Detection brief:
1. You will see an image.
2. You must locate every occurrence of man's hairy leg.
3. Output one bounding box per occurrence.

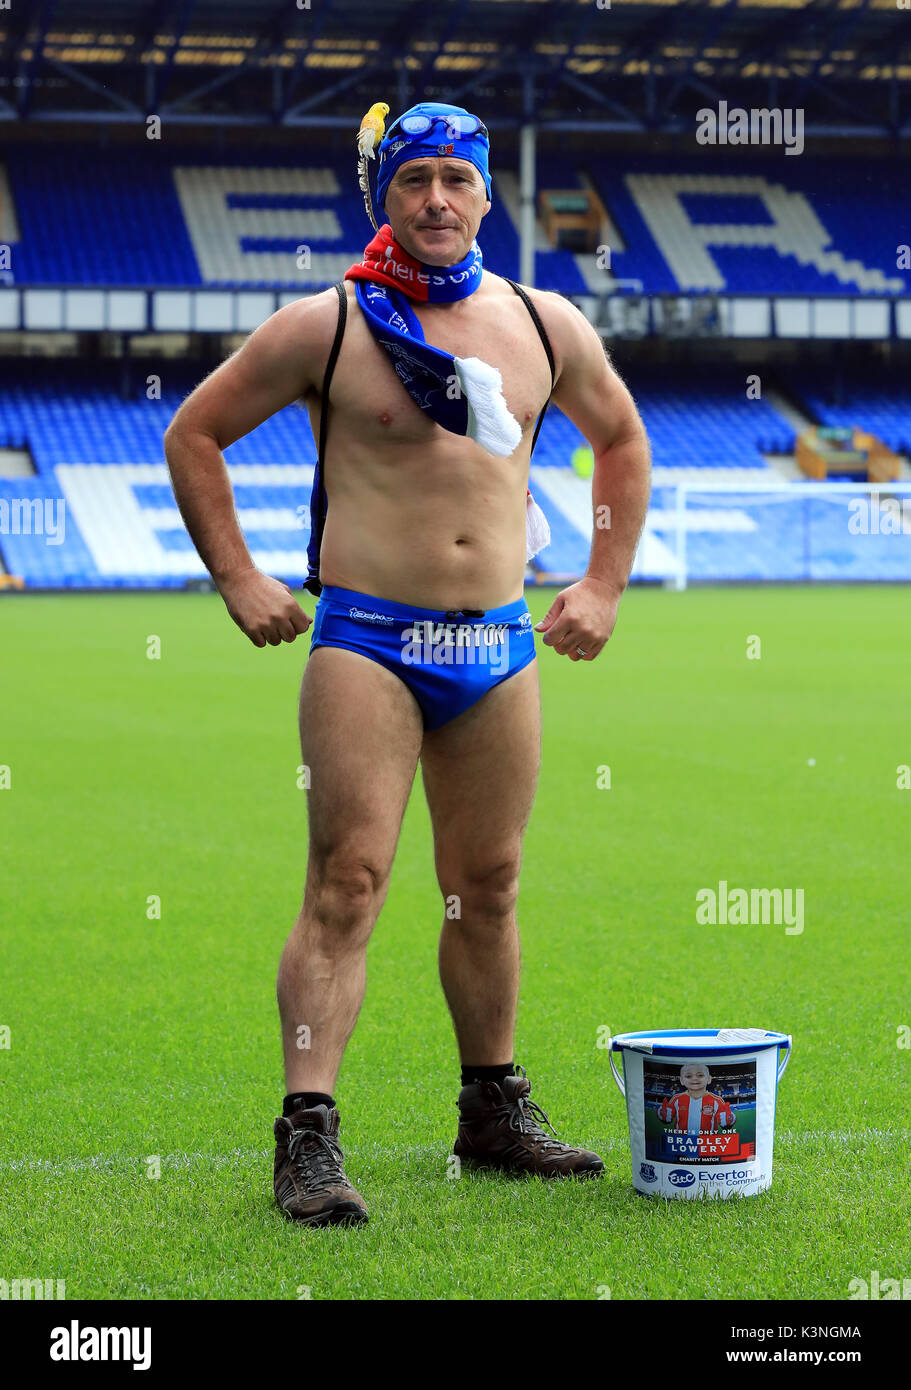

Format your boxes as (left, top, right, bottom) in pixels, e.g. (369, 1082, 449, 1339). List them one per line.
(420, 660, 541, 1065)
(278, 647, 423, 1094)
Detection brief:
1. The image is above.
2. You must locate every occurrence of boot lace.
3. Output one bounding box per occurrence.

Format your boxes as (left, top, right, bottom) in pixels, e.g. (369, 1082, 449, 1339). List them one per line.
(492, 1068, 567, 1152)
(286, 1125, 348, 1194)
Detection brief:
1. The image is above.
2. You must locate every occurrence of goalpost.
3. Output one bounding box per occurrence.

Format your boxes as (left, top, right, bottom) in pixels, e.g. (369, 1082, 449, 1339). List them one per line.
(661, 481, 911, 590)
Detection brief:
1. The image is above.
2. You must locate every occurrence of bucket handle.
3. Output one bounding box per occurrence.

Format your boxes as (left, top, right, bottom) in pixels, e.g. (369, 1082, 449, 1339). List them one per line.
(609, 1046, 626, 1097)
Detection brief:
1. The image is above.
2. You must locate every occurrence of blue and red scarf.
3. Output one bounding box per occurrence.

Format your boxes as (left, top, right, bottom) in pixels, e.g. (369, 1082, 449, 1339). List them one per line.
(346, 220, 483, 303)
(344, 222, 522, 457)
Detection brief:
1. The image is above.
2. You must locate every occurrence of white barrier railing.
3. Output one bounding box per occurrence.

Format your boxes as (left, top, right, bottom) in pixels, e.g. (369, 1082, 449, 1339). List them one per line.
(2, 285, 911, 341)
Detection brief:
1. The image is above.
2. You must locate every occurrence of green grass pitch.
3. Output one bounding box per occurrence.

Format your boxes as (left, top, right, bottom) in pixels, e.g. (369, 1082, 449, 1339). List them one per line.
(1, 585, 908, 1300)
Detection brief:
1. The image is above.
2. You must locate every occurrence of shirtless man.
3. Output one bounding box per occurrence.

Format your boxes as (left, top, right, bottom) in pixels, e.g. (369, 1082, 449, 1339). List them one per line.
(164, 104, 651, 1227)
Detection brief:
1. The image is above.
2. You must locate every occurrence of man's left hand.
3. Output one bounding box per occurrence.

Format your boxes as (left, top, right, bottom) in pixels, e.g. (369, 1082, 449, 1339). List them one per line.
(533, 577, 623, 661)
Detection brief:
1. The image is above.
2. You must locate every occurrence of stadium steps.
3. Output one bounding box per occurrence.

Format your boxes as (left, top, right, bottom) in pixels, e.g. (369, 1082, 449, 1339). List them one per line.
(763, 386, 816, 437)
(786, 367, 911, 468)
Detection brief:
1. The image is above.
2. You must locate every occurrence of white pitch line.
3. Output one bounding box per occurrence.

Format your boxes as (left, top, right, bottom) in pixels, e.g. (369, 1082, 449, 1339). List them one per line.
(0, 1130, 903, 1176)
(0, 1145, 455, 1175)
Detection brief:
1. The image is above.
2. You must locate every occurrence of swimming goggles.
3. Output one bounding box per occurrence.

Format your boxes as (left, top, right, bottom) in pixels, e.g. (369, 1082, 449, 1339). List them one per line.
(385, 113, 489, 142)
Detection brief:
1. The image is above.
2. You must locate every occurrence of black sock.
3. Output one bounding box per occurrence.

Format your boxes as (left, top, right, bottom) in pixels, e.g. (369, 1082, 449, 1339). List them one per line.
(283, 1091, 335, 1116)
(461, 1062, 514, 1088)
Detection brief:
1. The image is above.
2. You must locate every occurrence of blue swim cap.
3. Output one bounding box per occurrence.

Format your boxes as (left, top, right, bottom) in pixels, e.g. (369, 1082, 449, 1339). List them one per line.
(375, 102, 491, 211)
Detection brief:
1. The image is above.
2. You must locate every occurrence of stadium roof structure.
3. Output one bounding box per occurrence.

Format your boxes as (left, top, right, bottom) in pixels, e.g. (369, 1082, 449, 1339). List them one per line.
(1, 0, 910, 138)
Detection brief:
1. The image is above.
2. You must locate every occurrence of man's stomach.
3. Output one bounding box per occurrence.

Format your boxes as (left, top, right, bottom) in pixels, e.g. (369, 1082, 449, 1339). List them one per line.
(317, 503, 527, 611)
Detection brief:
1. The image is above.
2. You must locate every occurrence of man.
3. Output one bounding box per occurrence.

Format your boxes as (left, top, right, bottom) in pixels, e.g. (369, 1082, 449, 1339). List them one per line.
(164, 102, 651, 1227)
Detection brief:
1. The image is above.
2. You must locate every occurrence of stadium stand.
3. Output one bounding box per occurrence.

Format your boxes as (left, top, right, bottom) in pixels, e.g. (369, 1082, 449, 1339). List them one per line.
(4, 149, 907, 298)
(787, 365, 911, 460)
(1, 0, 909, 592)
(0, 360, 318, 587)
(8, 354, 906, 589)
(2, 148, 587, 294)
(588, 158, 909, 297)
(617, 366, 794, 469)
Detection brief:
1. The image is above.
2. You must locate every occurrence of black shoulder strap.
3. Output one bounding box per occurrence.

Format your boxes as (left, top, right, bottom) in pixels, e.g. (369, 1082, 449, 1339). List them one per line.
(504, 278, 555, 457)
(304, 281, 347, 597)
(317, 280, 348, 470)
(305, 284, 349, 600)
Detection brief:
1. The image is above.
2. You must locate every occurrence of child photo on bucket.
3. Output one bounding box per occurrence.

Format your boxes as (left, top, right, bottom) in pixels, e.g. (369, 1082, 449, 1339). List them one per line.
(659, 1063, 736, 1135)
(639, 1055, 758, 1166)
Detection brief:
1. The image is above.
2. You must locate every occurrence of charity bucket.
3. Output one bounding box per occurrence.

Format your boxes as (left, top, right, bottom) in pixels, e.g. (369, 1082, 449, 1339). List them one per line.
(610, 1028, 791, 1199)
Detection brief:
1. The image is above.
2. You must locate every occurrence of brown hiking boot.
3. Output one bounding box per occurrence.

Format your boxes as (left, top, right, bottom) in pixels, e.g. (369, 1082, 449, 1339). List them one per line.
(453, 1066, 604, 1178)
(273, 1105, 368, 1226)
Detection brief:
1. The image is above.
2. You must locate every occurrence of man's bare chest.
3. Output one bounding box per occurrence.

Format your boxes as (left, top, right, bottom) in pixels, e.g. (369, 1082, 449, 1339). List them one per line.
(319, 290, 553, 447)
